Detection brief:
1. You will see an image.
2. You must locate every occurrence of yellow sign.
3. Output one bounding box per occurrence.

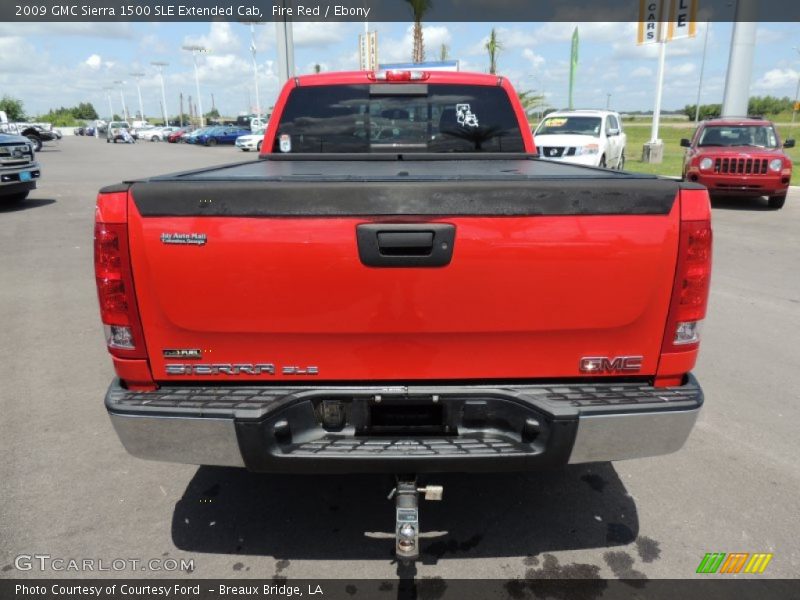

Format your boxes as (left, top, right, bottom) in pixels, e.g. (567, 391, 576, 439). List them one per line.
(637, 0, 665, 44)
(666, 0, 698, 40)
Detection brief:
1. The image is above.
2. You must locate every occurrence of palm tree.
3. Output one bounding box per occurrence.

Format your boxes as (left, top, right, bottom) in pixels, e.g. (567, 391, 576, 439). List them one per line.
(517, 89, 548, 122)
(440, 44, 449, 61)
(486, 28, 502, 74)
(405, 0, 432, 63)
(314, 63, 321, 74)
(517, 90, 546, 115)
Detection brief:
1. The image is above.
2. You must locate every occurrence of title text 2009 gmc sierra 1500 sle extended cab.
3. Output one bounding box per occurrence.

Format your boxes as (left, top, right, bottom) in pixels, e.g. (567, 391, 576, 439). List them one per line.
(95, 71, 712, 560)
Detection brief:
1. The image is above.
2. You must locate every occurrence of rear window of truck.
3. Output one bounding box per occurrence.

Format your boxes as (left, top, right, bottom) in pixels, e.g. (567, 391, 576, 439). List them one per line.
(273, 84, 525, 153)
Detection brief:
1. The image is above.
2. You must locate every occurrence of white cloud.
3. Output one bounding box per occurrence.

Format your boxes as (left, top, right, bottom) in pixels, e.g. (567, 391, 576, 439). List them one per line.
(292, 22, 347, 47)
(533, 22, 629, 45)
(0, 22, 133, 39)
(754, 68, 799, 91)
(522, 49, 545, 70)
(631, 66, 653, 78)
(84, 54, 102, 70)
(672, 62, 697, 76)
(183, 22, 241, 54)
(379, 24, 452, 64)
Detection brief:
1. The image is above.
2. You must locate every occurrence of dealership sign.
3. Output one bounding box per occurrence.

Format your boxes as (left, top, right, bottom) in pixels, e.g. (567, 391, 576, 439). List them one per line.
(638, 0, 698, 44)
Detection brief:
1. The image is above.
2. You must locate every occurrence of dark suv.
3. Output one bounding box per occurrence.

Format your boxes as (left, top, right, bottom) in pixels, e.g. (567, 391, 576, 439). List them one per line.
(681, 117, 794, 209)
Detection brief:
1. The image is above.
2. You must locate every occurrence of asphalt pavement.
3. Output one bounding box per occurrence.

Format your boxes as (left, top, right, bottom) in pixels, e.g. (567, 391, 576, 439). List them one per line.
(1, 137, 798, 581)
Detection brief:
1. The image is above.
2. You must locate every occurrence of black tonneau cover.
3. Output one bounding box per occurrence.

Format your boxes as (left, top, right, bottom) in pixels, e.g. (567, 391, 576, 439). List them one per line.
(119, 154, 688, 217)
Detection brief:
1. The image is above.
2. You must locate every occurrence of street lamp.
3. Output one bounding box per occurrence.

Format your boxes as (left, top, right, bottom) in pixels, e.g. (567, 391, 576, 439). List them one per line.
(113, 80, 128, 122)
(242, 22, 265, 117)
(151, 61, 170, 126)
(791, 47, 800, 133)
(129, 72, 145, 122)
(182, 45, 209, 127)
(102, 86, 114, 121)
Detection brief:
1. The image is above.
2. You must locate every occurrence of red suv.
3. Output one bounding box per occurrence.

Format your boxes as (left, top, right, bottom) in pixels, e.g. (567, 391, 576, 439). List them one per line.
(682, 117, 794, 209)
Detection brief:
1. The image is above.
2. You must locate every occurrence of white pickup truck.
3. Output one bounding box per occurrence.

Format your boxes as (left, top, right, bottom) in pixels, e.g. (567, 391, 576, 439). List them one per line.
(533, 109, 627, 170)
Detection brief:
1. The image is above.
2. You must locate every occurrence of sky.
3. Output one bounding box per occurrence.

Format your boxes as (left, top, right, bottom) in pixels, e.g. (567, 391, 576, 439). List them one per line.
(1, 20, 798, 119)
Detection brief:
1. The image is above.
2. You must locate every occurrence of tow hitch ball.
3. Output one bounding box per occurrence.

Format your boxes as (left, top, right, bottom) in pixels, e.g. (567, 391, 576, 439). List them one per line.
(388, 477, 443, 561)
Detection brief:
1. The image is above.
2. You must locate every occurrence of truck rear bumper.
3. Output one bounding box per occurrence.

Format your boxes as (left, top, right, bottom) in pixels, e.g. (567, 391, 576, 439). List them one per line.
(106, 376, 702, 473)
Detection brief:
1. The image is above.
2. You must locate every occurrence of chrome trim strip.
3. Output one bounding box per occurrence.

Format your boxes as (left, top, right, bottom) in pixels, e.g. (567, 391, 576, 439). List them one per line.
(108, 413, 244, 467)
(568, 407, 700, 464)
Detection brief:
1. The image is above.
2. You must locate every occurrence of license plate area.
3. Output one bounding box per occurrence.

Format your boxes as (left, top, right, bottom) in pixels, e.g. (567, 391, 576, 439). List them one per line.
(366, 402, 447, 436)
(19, 171, 32, 182)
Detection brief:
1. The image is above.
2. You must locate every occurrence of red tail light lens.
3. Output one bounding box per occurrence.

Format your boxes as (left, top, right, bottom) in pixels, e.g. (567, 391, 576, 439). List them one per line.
(94, 219, 146, 359)
(662, 220, 712, 352)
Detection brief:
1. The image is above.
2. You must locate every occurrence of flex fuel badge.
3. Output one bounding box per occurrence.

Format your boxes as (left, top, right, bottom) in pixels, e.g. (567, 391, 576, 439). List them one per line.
(163, 349, 202, 359)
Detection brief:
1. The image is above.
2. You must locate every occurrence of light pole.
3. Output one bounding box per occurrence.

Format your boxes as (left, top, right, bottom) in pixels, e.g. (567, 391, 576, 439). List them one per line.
(791, 47, 800, 133)
(243, 22, 264, 117)
(182, 45, 209, 127)
(130, 72, 145, 122)
(113, 80, 128, 122)
(102, 86, 114, 120)
(151, 61, 170, 125)
(694, 23, 711, 123)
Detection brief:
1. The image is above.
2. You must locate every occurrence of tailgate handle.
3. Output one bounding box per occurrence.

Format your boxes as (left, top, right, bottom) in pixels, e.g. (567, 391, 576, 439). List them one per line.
(357, 223, 455, 267)
(377, 231, 433, 255)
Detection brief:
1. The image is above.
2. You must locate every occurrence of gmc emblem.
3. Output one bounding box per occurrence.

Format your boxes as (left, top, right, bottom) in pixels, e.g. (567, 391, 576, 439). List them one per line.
(579, 356, 643, 373)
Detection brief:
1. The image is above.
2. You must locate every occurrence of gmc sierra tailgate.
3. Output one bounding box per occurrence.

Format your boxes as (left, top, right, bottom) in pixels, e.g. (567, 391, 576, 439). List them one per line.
(124, 156, 682, 382)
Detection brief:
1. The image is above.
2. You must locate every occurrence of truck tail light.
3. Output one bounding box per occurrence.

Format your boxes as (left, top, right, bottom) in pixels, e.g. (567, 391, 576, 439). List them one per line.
(662, 220, 712, 352)
(94, 193, 147, 359)
(369, 70, 430, 82)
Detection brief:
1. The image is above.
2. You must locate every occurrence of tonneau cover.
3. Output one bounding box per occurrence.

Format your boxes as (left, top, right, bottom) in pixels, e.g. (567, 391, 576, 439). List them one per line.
(123, 155, 682, 217)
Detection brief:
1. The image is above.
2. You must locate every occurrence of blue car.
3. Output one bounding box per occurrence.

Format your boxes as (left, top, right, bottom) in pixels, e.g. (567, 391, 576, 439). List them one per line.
(197, 126, 251, 146)
(183, 127, 212, 144)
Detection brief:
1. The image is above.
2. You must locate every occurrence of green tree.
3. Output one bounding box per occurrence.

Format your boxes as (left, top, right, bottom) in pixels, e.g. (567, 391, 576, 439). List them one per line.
(748, 95, 792, 116)
(517, 90, 547, 115)
(39, 107, 79, 127)
(314, 63, 321, 74)
(404, 0, 432, 63)
(439, 44, 449, 61)
(73, 102, 98, 120)
(204, 108, 220, 119)
(683, 103, 721, 120)
(485, 28, 502, 75)
(0, 95, 26, 121)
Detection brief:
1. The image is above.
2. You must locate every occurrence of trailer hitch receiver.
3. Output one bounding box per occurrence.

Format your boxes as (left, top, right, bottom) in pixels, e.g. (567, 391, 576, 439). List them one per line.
(391, 477, 443, 561)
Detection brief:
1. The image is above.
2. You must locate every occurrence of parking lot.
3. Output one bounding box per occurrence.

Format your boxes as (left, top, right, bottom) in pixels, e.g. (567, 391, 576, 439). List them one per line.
(1, 136, 799, 580)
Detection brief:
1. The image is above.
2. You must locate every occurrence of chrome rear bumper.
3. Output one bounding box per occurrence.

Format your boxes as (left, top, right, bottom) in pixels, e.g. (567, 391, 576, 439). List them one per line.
(106, 376, 703, 472)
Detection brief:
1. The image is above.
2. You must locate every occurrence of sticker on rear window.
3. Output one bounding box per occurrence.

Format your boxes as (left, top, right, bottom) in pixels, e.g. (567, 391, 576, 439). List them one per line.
(543, 118, 567, 127)
(456, 104, 479, 128)
(279, 134, 292, 153)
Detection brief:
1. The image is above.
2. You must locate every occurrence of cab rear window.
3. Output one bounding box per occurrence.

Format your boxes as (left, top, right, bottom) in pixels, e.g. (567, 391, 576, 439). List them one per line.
(274, 84, 525, 153)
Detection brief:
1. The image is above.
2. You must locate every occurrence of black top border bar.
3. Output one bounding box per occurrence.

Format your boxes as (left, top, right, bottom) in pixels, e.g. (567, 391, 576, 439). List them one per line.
(5, 0, 800, 22)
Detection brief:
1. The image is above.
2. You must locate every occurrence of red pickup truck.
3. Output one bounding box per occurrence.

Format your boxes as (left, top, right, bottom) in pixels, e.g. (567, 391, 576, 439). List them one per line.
(95, 70, 711, 558)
